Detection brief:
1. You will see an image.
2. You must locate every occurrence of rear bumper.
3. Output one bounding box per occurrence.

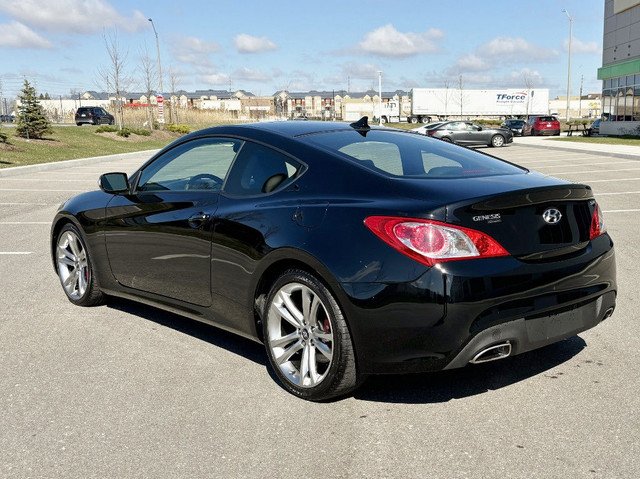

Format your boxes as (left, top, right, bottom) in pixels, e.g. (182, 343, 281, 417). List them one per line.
(339, 234, 616, 374)
(443, 291, 615, 369)
(535, 129, 560, 135)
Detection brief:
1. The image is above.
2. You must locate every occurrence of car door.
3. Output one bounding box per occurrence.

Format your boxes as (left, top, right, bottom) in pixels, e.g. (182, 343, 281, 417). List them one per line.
(104, 137, 241, 306)
(439, 122, 465, 142)
(207, 141, 304, 330)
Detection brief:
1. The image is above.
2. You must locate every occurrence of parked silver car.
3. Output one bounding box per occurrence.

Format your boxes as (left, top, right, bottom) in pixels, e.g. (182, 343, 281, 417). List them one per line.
(425, 121, 513, 147)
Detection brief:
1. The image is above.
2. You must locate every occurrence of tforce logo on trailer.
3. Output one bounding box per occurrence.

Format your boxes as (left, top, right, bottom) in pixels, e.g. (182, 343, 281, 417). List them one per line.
(496, 92, 527, 103)
(473, 213, 502, 223)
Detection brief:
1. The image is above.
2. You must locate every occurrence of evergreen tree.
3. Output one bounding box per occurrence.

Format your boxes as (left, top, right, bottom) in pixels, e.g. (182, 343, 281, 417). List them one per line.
(16, 79, 52, 139)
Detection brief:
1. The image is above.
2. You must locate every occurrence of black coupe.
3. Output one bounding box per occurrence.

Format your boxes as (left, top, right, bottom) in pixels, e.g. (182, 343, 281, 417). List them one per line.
(51, 118, 616, 400)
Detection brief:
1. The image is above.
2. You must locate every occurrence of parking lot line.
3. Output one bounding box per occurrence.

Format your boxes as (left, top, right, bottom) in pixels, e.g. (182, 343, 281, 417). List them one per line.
(0, 221, 50, 224)
(0, 188, 84, 192)
(534, 160, 639, 169)
(551, 167, 640, 175)
(0, 202, 52, 205)
(597, 191, 640, 195)
(580, 177, 640, 183)
(602, 209, 640, 213)
(0, 178, 93, 182)
(0, 251, 33, 255)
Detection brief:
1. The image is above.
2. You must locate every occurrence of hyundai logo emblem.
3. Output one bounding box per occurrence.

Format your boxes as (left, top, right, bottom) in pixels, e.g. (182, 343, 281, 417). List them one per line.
(542, 208, 562, 224)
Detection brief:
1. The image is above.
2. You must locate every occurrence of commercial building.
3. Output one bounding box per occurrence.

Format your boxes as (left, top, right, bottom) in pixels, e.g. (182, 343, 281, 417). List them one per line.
(598, 0, 640, 134)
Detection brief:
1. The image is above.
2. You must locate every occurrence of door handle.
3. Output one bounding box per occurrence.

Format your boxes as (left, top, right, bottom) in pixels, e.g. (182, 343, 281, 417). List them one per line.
(188, 212, 211, 228)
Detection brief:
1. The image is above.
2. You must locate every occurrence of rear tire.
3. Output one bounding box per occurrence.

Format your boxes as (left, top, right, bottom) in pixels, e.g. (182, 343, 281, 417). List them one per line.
(55, 224, 105, 307)
(263, 270, 361, 401)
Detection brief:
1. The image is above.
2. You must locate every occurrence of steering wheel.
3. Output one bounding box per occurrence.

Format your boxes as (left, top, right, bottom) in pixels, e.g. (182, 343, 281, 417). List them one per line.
(186, 173, 223, 191)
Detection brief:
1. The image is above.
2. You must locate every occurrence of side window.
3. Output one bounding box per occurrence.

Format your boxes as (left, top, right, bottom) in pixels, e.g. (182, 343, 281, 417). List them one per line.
(138, 138, 242, 192)
(224, 142, 301, 196)
(338, 141, 403, 175)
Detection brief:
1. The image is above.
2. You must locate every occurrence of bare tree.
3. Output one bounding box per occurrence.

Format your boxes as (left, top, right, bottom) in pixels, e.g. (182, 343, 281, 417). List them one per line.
(454, 75, 468, 119)
(168, 67, 180, 124)
(139, 46, 158, 130)
(97, 29, 131, 129)
(523, 71, 535, 118)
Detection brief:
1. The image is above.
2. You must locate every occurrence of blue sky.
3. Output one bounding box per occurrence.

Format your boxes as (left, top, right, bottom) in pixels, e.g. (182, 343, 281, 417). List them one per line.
(0, 0, 605, 99)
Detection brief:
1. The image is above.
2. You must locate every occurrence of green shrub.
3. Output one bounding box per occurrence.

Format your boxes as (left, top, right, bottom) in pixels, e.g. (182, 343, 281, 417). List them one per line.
(167, 123, 190, 134)
(96, 125, 118, 133)
(152, 120, 160, 130)
(117, 128, 131, 138)
(0, 131, 8, 143)
(130, 128, 151, 136)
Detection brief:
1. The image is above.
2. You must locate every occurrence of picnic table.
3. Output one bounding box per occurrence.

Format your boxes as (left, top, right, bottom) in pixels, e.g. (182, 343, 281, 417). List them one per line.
(565, 123, 591, 136)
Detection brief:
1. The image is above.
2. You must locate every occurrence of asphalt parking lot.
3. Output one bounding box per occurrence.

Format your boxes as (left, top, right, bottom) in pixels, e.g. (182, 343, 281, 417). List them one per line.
(1, 138, 638, 478)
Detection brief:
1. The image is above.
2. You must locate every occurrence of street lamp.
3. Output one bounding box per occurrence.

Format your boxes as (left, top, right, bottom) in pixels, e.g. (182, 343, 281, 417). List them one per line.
(377, 70, 382, 126)
(562, 9, 573, 122)
(148, 18, 164, 123)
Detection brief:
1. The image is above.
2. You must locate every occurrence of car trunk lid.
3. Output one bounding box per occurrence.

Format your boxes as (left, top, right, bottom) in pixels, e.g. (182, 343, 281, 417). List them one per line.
(446, 184, 595, 257)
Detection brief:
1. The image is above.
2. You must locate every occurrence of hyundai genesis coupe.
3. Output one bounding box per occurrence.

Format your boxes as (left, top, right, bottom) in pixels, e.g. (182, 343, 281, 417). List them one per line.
(51, 118, 617, 401)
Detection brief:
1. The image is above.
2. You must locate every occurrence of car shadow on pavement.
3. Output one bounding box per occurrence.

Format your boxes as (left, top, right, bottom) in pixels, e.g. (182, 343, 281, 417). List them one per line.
(353, 336, 587, 404)
(107, 298, 267, 367)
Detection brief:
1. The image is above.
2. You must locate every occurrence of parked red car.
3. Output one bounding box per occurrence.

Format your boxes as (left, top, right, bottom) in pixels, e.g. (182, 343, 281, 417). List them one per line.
(523, 116, 560, 136)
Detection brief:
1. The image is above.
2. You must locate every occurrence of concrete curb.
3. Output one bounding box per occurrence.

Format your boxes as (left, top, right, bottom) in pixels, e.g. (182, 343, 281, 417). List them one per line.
(0, 149, 160, 178)
(513, 142, 640, 161)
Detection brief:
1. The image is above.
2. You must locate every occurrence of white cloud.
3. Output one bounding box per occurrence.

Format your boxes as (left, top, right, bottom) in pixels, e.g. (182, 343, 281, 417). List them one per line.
(0, 0, 148, 34)
(452, 54, 490, 73)
(169, 36, 220, 69)
(174, 36, 220, 54)
(201, 73, 230, 86)
(341, 62, 380, 79)
(233, 34, 278, 54)
(479, 36, 558, 62)
(232, 67, 271, 82)
(358, 24, 444, 57)
(0, 21, 53, 49)
(563, 38, 601, 55)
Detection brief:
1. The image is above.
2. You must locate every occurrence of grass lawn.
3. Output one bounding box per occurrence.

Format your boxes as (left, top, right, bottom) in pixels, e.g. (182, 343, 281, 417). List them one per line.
(0, 125, 182, 169)
(549, 135, 640, 146)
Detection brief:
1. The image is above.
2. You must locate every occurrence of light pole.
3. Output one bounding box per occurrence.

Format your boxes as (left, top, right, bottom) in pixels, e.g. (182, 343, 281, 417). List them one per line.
(377, 70, 382, 126)
(148, 18, 164, 123)
(562, 9, 573, 122)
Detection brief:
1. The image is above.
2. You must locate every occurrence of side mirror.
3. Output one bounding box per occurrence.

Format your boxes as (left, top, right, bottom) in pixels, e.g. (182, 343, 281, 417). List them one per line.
(99, 172, 129, 194)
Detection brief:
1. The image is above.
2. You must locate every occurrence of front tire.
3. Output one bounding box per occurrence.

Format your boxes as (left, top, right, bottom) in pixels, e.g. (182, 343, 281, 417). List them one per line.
(55, 224, 105, 306)
(263, 270, 360, 401)
(490, 134, 505, 147)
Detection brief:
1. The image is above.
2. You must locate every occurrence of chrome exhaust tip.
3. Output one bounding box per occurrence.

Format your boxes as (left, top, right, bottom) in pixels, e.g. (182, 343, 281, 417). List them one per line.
(470, 341, 512, 364)
(602, 307, 614, 321)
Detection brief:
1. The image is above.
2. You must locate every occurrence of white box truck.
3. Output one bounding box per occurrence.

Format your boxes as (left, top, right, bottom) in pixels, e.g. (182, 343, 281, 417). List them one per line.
(374, 88, 550, 123)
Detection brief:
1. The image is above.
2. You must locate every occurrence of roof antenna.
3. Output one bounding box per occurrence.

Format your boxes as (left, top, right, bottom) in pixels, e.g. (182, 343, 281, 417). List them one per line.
(349, 116, 371, 131)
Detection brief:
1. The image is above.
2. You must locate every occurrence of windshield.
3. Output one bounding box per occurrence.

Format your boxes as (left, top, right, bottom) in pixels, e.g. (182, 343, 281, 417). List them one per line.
(301, 129, 526, 179)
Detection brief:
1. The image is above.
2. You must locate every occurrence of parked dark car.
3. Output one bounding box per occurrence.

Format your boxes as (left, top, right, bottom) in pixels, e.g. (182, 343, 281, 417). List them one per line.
(523, 116, 561, 136)
(425, 121, 513, 147)
(75, 106, 114, 126)
(501, 119, 525, 136)
(51, 118, 616, 401)
(0, 114, 14, 123)
(590, 118, 602, 135)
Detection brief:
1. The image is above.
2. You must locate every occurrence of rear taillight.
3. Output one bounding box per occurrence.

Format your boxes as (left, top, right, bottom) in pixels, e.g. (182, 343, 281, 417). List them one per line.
(427, 130, 436, 136)
(590, 202, 606, 239)
(364, 216, 509, 267)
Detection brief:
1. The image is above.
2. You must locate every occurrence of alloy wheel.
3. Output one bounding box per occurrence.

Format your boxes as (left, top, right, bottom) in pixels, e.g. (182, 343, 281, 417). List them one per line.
(56, 229, 90, 301)
(266, 282, 334, 388)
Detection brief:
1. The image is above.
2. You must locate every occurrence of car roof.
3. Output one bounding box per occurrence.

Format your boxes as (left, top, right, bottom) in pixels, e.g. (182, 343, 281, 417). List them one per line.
(192, 119, 381, 139)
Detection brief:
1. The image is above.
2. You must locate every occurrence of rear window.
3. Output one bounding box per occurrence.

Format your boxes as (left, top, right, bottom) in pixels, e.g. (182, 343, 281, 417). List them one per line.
(301, 129, 525, 179)
(536, 116, 557, 122)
